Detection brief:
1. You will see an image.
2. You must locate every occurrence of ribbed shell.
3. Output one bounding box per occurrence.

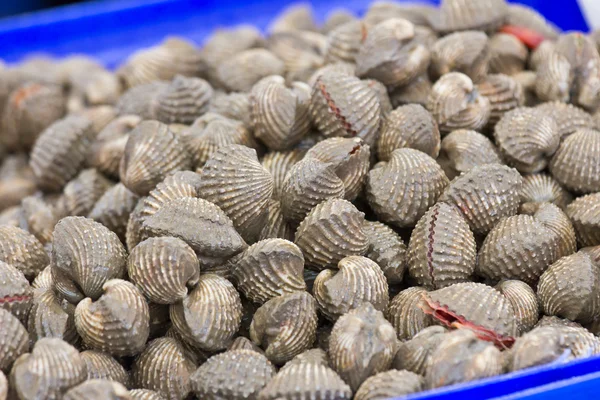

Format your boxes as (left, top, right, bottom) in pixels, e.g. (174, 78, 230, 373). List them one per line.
(529, 41, 555, 72)
(20, 196, 58, 244)
(75, 279, 150, 356)
(62, 169, 113, 216)
(362, 220, 407, 285)
(88, 183, 140, 242)
(438, 130, 501, 180)
(170, 274, 242, 351)
(250, 291, 317, 364)
(313, 256, 388, 321)
(561, 324, 600, 358)
(0, 155, 37, 211)
(476, 214, 559, 285)
(439, 164, 522, 235)
(128, 237, 200, 304)
(116, 82, 167, 120)
(251, 76, 311, 150)
(531, 203, 577, 260)
(425, 330, 503, 389)
(0, 308, 28, 372)
(427, 72, 491, 133)
(509, 326, 570, 371)
(209, 91, 251, 126)
(120, 120, 191, 196)
(377, 104, 440, 161)
(81, 350, 130, 388)
(28, 288, 78, 345)
(430, 0, 508, 33)
(230, 239, 305, 304)
(535, 50, 572, 103)
(266, 31, 325, 83)
(538, 250, 600, 324)
(217, 49, 285, 92)
(258, 200, 294, 241)
(0, 225, 49, 280)
(308, 62, 356, 88)
(309, 71, 382, 147)
(269, 3, 317, 32)
(132, 337, 197, 400)
(366, 148, 449, 228)
(31, 265, 53, 290)
(29, 115, 95, 192)
(536, 102, 594, 141)
(198, 144, 273, 243)
(154, 76, 213, 125)
(294, 198, 368, 271)
(354, 369, 424, 400)
(488, 33, 528, 75)
(495, 280, 539, 335)
(550, 128, 600, 194)
(200, 25, 263, 75)
(389, 74, 432, 108)
(387, 287, 433, 341)
(328, 303, 397, 392)
(9, 338, 87, 400)
(324, 20, 366, 64)
(519, 173, 573, 213)
(506, 5, 559, 40)
(430, 31, 489, 82)
(262, 149, 305, 200)
(494, 107, 560, 173)
(90, 115, 141, 178)
(0, 261, 32, 323)
(408, 202, 476, 289)
(52, 217, 127, 303)
(63, 380, 129, 400)
(393, 326, 447, 375)
(477, 74, 525, 127)
(191, 349, 275, 400)
(566, 193, 600, 247)
(422, 282, 518, 345)
(355, 18, 430, 89)
(129, 390, 167, 400)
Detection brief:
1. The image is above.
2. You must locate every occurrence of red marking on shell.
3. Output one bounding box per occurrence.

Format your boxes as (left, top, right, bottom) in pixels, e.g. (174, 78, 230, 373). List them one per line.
(427, 205, 440, 289)
(0, 294, 32, 304)
(318, 81, 358, 137)
(500, 25, 545, 50)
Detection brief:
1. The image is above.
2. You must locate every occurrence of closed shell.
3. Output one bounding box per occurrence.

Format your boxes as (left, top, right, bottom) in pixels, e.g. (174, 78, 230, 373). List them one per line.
(387, 287, 433, 341)
(566, 193, 600, 247)
(0, 261, 33, 323)
(116, 82, 167, 120)
(269, 3, 316, 32)
(519, 173, 572, 213)
(313, 256, 388, 321)
(31, 265, 53, 290)
(408, 202, 476, 289)
(170, 274, 242, 351)
(535, 50, 572, 103)
(437, 130, 502, 180)
(329, 302, 397, 391)
(354, 369, 424, 400)
(250, 291, 317, 364)
(28, 288, 78, 345)
(81, 350, 130, 388)
(89, 183, 140, 242)
(75, 279, 150, 356)
(209, 91, 251, 126)
(0, 308, 28, 372)
(0, 155, 37, 211)
(217, 49, 285, 92)
(530, 203, 577, 260)
(21, 196, 59, 244)
(477, 74, 525, 127)
(362, 220, 407, 285)
(488, 33, 529, 75)
(90, 115, 141, 179)
(430, 31, 489, 82)
(509, 326, 570, 371)
(258, 200, 294, 242)
(129, 390, 166, 400)
(63, 380, 129, 400)
(0, 225, 49, 280)
(495, 280, 539, 335)
(389, 74, 432, 108)
(266, 31, 326, 83)
(366, 148, 449, 228)
(132, 337, 197, 400)
(61, 169, 113, 217)
(536, 102, 594, 141)
(429, 0, 508, 33)
(393, 326, 447, 375)
(261, 149, 305, 200)
(506, 5, 559, 40)
(550, 128, 600, 194)
(324, 20, 366, 64)
(154, 76, 213, 124)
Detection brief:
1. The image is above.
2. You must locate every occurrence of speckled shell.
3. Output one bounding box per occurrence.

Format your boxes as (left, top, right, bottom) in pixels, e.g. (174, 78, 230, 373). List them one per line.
(170, 274, 242, 351)
(356, 19, 430, 89)
(0, 308, 28, 372)
(506, 5, 559, 40)
(313, 256, 388, 321)
(52, 217, 127, 303)
(566, 193, 600, 247)
(427, 72, 491, 133)
(324, 20, 366, 64)
(393, 326, 447, 375)
(494, 107, 560, 173)
(29, 115, 95, 192)
(550, 128, 600, 194)
(495, 280, 539, 335)
(488, 33, 528, 75)
(362, 220, 407, 285)
(536, 102, 594, 141)
(262, 149, 305, 200)
(425, 329, 503, 389)
(10, 338, 86, 400)
(258, 200, 294, 241)
(430, 31, 489, 82)
(367, 148, 449, 228)
(1, 82, 66, 151)
(198, 144, 273, 243)
(439, 164, 522, 235)
(508, 326, 570, 371)
(530, 203, 577, 260)
(20, 196, 58, 245)
(28, 288, 78, 345)
(354, 369, 424, 400)
(477, 74, 525, 127)
(117, 38, 204, 89)
(128, 237, 200, 305)
(310, 71, 382, 147)
(0, 225, 49, 280)
(216, 49, 284, 93)
(80, 350, 130, 388)
(377, 104, 440, 161)
(408, 202, 476, 290)
(230, 239, 305, 304)
(519, 173, 572, 214)
(75, 279, 149, 356)
(538, 249, 600, 324)
(88, 183, 139, 242)
(131, 337, 197, 400)
(120, 121, 191, 196)
(0, 155, 37, 211)
(430, 0, 508, 33)
(328, 302, 396, 391)
(535, 50, 572, 103)
(0, 261, 33, 323)
(63, 380, 129, 400)
(437, 130, 501, 180)
(153, 75, 213, 125)
(389, 74, 432, 108)
(257, 349, 352, 400)
(191, 349, 275, 400)
(387, 287, 433, 341)
(129, 390, 166, 400)
(61, 169, 113, 216)
(140, 197, 247, 267)
(250, 291, 317, 364)
(294, 198, 368, 271)
(476, 214, 559, 285)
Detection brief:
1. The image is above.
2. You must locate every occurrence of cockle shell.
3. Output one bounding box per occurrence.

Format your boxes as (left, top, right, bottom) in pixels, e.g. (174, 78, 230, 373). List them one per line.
(88, 183, 140, 242)
(529, 203, 577, 260)
(362, 220, 407, 284)
(116, 82, 167, 120)
(367, 148, 449, 228)
(430, 31, 489, 82)
(363, 1, 432, 26)
(429, 0, 508, 33)
(129, 390, 166, 400)
(80, 350, 130, 388)
(495, 280, 539, 335)
(0, 155, 37, 211)
(550, 128, 600, 194)
(313, 256, 388, 321)
(0, 308, 28, 372)
(328, 302, 397, 391)
(387, 287, 433, 341)
(393, 326, 447, 375)
(217, 49, 285, 92)
(535, 49, 572, 103)
(269, 4, 317, 33)
(488, 33, 529, 75)
(294, 198, 368, 271)
(322, 9, 356, 33)
(437, 130, 501, 180)
(250, 291, 318, 364)
(324, 20, 366, 64)
(536, 102, 594, 141)
(261, 149, 305, 200)
(477, 74, 525, 127)
(529, 40, 555, 72)
(519, 173, 573, 213)
(228, 336, 263, 353)
(508, 326, 570, 371)
(566, 193, 600, 247)
(0, 261, 33, 323)
(266, 31, 326, 83)
(90, 115, 141, 179)
(377, 104, 440, 161)
(28, 288, 78, 345)
(365, 79, 393, 116)
(61, 169, 113, 217)
(31, 265, 53, 290)
(258, 200, 294, 241)
(209, 91, 251, 126)
(506, 5, 559, 40)
(354, 369, 424, 400)
(389, 74, 432, 108)
(20, 196, 59, 244)
(0, 225, 49, 280)
(308, 61, 356, 88)
(0, 371, 6, 400)
(408, 202, 476, 289)
(63, 379, 129, 400)
(154, 75, 213, 125)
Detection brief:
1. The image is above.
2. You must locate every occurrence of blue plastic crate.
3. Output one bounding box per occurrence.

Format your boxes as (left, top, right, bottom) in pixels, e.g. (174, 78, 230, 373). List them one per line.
(0, 1, 598, 399)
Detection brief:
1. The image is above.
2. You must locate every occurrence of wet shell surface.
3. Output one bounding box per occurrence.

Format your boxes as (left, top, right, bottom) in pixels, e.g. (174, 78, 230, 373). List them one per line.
(550, 128, 600, 194)
(430, 31, 489, 82)
(387, 287, 433, 341)
(62, 379, 129, 400)
(437, 129, 502, 180)
(313, 256, 388, 321)
(261, 149, 305, 200)
(217, 49, 285, 92)
(0, 308, 28, 372)
(354, 369, 424, 400)
(61, 169, 113, 217)
(366, 148, 449, 228)
(495, 280, 539, 335)
(362, 220, 407, 285)
(0, 225, 49, 280)
(80, 350, 130, 388)
(154, 75, 213, 125)
(519, 173, 573, 213)
(393, 326, 447, 375)
(488, 33, 528, 75)
(566, 193, 600, 247)
(0, 261, 33, 323)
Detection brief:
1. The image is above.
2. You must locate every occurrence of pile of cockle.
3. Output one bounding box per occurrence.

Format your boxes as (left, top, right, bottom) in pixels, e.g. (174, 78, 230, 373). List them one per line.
(0, 0, 600, 399)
